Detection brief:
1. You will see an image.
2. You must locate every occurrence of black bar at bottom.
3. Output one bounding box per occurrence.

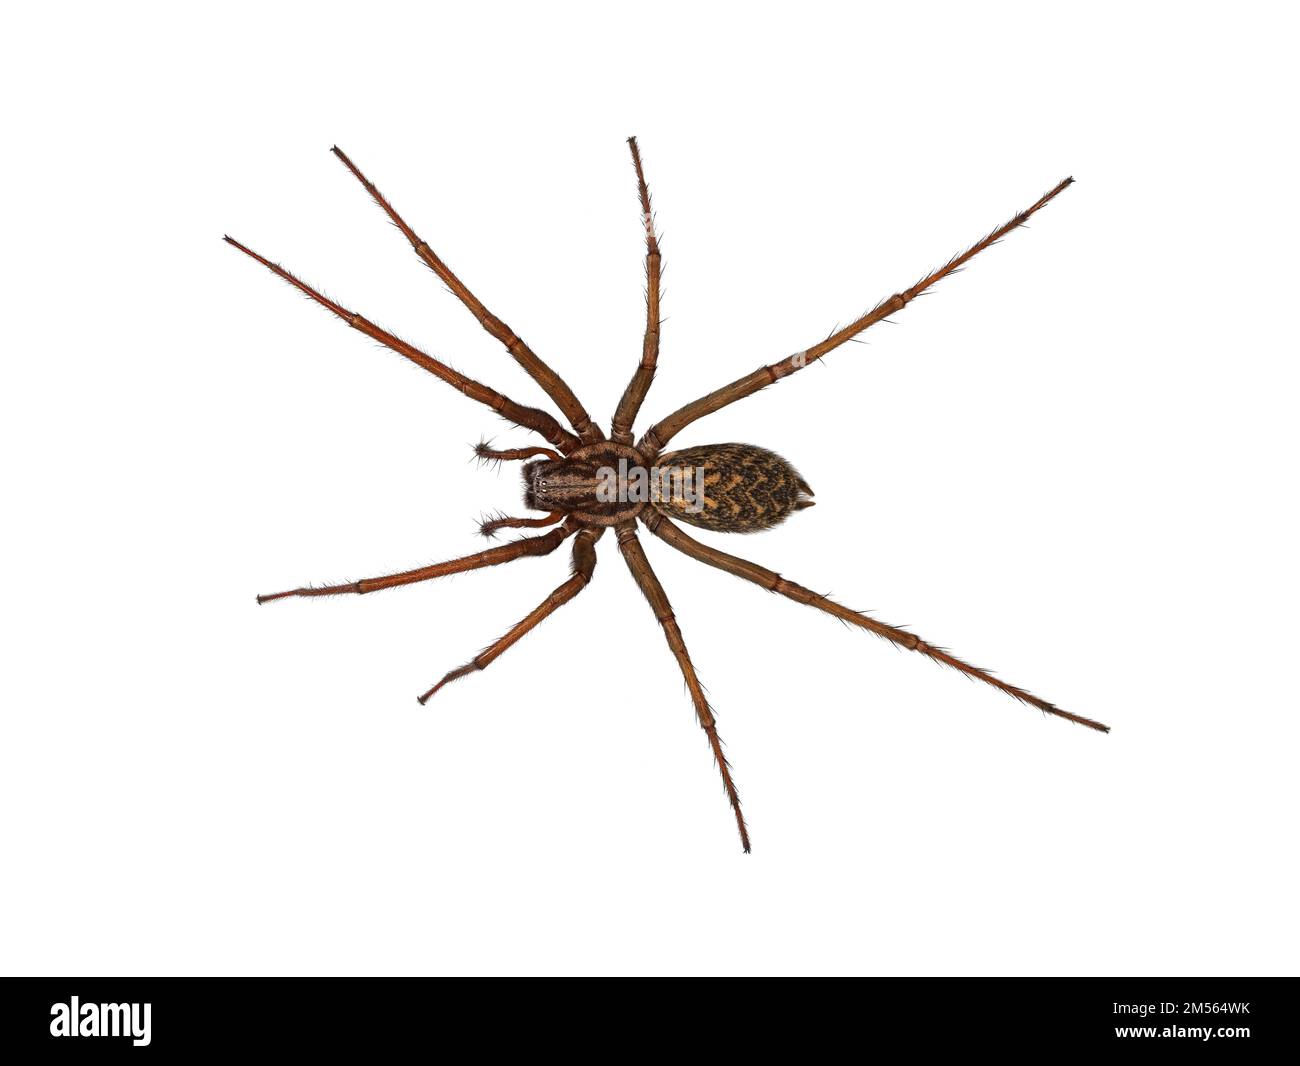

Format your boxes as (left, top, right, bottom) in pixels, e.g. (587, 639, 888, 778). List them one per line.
(0, 976, 1288, 1054)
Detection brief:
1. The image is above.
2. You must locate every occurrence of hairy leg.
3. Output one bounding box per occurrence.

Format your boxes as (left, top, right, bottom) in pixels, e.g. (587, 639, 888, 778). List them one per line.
(225, 237, 580, 453)
(642, 510, 1108, 733)
(256, 525, 574, 605)
(636, 178, 1073, 458)
(474, 443, 563, 463)
(331, 147, 602, 445)
(616, 523, 751, 852)
(610, 137, 662, 445)
(419, 526, 603, 703)
(479, 511, 564, 539)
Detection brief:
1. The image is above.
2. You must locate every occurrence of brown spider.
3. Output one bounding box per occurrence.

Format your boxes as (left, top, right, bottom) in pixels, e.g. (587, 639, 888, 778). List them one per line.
(228, 139, 1108, 853)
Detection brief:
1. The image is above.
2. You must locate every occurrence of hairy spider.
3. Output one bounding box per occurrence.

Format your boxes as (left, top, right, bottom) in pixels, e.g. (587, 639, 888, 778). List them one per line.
(228, 139, 1108, 852)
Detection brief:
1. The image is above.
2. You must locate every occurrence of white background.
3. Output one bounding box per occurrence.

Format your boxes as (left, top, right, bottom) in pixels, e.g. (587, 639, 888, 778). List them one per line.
(2, 2, 1297, 976)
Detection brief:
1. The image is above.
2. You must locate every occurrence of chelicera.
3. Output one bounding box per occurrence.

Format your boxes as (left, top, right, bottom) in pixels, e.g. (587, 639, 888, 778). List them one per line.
(228, 139, 1107, 852)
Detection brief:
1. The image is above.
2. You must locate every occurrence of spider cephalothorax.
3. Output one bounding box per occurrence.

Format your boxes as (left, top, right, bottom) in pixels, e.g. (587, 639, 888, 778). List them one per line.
(521, 441, 646, 524)
(230, 139, 1108, 853)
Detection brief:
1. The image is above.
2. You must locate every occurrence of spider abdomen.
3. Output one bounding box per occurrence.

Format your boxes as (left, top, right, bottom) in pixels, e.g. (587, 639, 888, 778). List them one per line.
(652, 443, 814, 533)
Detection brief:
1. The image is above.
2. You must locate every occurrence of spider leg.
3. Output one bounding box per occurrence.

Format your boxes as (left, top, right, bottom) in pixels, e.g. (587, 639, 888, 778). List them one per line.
(616, 523, 751, 852)
(256, 525, 574, 605)
(474, 443, 563, 463)
(610, 137, 661, 445)
(419, 526, 603, 703)
(636, 178, 1073, 458)
(642, 510, 1108, 733)
(478, 512, 564, 539)
(224, 237, 580, 453)
(331, 147, 603, 445)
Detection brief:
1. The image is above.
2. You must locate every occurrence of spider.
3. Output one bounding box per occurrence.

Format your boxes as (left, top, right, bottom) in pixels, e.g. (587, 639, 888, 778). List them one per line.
(227, 138, 1108, 853)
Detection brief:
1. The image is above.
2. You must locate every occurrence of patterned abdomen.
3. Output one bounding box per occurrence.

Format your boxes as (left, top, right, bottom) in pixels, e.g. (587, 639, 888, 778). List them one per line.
(652, 443, 814, 533)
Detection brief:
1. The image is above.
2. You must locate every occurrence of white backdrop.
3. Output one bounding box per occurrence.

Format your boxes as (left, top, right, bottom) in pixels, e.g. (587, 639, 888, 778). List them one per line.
(2, 2, 1296, 976)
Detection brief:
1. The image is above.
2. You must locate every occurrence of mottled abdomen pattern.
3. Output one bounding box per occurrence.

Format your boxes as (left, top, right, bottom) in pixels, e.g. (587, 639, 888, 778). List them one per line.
(652, 443, 814, 533)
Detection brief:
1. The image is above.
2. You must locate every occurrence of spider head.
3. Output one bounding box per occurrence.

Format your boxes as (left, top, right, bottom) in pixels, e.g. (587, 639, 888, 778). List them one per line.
(523, 457, 593, 512)
(522, 442, 649, 521)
